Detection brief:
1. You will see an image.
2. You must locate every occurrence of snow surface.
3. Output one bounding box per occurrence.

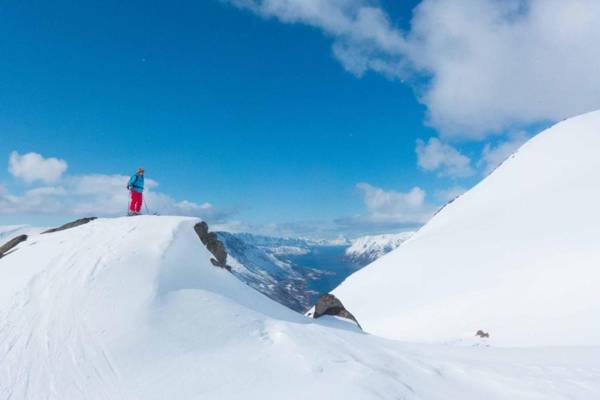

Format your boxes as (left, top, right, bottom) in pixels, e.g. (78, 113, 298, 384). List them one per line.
(334, 111, 600, 347)
(346, 232, 414, 264)
(1, 216, 599, 399)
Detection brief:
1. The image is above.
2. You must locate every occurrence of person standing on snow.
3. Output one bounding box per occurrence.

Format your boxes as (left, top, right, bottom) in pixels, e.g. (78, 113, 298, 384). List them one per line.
(127, 167, 145, 216)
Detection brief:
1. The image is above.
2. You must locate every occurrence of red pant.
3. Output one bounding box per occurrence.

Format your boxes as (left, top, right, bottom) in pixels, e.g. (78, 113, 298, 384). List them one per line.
(129, 191, 143, 213)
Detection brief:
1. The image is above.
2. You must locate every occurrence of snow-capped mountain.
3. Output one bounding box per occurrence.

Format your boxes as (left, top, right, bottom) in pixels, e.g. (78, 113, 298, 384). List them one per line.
(217, 231, 314, 312)
(224, 232, 315, 252)
(334, 111, 600, 347)
(219, 231, 420, 312)
(1, 216, 598, 399)
(224, 232, 350, 249)
(346, 232, 414, 265)
(217, 232, 355, 312)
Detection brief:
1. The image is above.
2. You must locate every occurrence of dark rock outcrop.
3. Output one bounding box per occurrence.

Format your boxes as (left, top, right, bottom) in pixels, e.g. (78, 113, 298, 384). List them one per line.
(310, 294, 361, 329)
(42, 217, 97, 234)
(193, 222, 231, 271)
(0, 235, 28, 258)
(476, 330, 490, 339)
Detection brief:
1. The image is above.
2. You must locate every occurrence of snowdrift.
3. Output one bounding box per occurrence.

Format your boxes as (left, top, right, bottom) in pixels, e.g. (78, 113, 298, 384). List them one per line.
(1, 216, 599, 399)
(334, 111, 600, 347)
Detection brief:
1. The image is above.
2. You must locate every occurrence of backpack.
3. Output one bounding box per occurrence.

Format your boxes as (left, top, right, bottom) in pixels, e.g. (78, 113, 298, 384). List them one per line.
(127, 174, 143, 191)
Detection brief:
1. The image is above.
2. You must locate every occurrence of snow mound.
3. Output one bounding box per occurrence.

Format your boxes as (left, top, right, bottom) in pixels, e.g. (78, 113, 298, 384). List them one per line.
(334, 111, 600, 347)
(1, 216, 599, 399)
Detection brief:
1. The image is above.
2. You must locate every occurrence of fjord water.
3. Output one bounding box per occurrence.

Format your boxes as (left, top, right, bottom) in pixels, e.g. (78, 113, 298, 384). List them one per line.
(284, 245, 360, 305)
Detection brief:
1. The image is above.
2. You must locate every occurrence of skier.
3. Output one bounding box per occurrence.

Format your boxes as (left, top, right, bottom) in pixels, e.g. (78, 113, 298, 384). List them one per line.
(127, 167, 145, 216)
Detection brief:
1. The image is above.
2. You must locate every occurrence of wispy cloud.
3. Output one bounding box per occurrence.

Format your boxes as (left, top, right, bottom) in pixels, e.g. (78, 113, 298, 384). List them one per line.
(228, 0, 409, 78)
(335, 183, 435, 231)
(434, 186, 468, 203)
(1, 152, 231, 222)
(226, 0, 600, 139)
(214, 183, 438, 238)
(479, 132, 530, 175)
(416, 138, 474, 178)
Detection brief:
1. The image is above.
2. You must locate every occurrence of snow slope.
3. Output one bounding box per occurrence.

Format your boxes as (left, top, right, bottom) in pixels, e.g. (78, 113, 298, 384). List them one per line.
(346, 232, 414, 265)
(334, 111, 600, 347)
(1, 216, 599, 399)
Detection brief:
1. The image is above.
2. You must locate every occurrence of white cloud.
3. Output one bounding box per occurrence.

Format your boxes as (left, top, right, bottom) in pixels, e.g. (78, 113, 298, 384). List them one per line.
(0, 174, 229, 222)
(213, 219, 335, 238)
(434, 186, 468, 203)
(408, 0, 600, 137)
(228, 0, 409, 78)
(479, 132, 530, 174)
(8, 151, 68, 184)
(331, 183, 435, 234)
(227, 0, 600, 138)
(358, 182, 425, 212)
(348, 182, 435, 225)
(1, 153, 230, 222)
(416, 138, 474, 177)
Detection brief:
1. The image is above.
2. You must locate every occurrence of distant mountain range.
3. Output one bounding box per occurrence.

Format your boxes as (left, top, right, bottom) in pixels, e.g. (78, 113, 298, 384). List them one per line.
(218, 231, 411, 312)
(345, 232, 414, 265)
(217, 232, 314, 312)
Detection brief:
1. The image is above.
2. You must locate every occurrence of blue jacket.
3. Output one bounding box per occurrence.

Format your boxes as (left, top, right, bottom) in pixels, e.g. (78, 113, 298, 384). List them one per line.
(128, 174, 144, 193)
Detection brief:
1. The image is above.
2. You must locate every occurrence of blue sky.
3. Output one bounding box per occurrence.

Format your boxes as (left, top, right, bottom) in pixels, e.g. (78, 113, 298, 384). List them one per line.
(1, 0, 598, 237)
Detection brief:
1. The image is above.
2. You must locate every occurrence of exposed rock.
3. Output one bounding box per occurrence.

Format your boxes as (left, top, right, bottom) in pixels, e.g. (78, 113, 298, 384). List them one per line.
(311, 294, 361, 329)
(42, 217, 97, 234)
(217, 231, 311, 312)
(193, 222, 231, 271)
(476, 330, 490, 339)
(0, 235, 28, 258)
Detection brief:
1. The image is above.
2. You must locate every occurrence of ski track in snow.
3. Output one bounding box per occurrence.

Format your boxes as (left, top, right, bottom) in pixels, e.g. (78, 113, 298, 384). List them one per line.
(0, 225, 126, 399)
(0, 216, 598, 399)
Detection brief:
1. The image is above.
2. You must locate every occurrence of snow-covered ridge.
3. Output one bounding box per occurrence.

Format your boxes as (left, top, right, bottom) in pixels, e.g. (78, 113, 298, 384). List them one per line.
(334, 110, 600, 347)
(1, 216, 599, 399)
(221, 232, 349, 249)
(346, 232, 414, 264)
(268, 245, 309, 256)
